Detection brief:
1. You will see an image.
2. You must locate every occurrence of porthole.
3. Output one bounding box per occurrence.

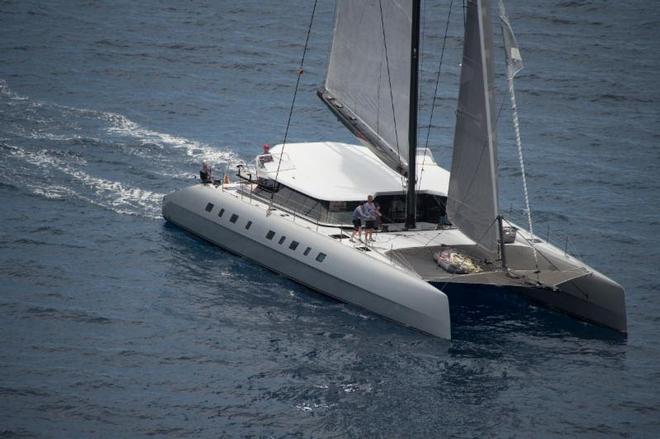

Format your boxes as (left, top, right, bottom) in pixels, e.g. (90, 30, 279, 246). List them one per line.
(218, 208, 225, 218)
(266, 230, 275, 240)
(205, 202, 214, 212)
(303, 247, 311, 256)
(316, 252, 326, 262)
(230, 214, 239, 223)
(245, 221, 252, 230)
(289, 241, 299, 250)
(278, 236, 286, 245)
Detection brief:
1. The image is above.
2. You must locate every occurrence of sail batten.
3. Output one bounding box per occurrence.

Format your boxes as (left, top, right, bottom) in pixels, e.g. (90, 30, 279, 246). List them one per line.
(321, 0, 413, 174)
(447, 0, 500, 256)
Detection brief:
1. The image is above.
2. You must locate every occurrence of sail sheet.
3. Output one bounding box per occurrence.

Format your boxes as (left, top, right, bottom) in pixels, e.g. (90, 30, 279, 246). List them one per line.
(447, 0, 499, 256)
(321, 0, 412, 173)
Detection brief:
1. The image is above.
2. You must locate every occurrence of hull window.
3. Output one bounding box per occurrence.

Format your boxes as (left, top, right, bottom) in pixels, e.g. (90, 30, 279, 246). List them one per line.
(289, 241, 299, 250)
(230, 214, 239, 223)
(278, 236, 286, 245)
(315, 252, 327, 262)
(245, 221, 252, 230)
(303, 247, 311, 256)
(218, 208, 225, 218)
(266, 230, 275, 240)
(205, 203, 214, 212)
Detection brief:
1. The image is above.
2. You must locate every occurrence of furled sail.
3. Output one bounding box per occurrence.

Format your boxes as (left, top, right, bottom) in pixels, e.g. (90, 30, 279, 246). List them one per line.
(498, 0, 523, 77)
(447, 0, 499, 256)
(318, 0, 412, 174)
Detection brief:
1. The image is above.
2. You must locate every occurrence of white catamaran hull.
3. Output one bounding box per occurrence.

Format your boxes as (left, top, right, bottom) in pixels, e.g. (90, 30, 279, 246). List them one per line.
(162, 184, 451, 339)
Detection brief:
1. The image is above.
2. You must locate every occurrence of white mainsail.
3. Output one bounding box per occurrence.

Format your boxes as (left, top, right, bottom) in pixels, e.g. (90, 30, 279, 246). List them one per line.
(322, 0, 412, 174)
(447, 0, 500, 256)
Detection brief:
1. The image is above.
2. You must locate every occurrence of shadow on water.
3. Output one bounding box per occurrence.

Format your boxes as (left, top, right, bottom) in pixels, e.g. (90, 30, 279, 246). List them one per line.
(439, 282, 628, 345)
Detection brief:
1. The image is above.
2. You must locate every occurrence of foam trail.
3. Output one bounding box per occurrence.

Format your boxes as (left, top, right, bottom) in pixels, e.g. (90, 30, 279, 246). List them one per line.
(89, 110, 237, 165)
(0, 79, 28, 101)
(1, 78, 241, 169)
(6, 146, 164, 219)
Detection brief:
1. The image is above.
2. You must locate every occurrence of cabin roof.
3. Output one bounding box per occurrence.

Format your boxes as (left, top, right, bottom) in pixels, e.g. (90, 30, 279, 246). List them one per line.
(256, 142, 449, 201)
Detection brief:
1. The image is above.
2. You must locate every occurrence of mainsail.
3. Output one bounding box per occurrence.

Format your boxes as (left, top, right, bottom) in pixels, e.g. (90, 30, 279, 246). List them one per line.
(447, 0, 500, 256)
(319, 0, 412, 174)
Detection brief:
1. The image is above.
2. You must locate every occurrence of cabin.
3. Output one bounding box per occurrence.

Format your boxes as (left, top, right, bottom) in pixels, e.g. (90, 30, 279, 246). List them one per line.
(237, 141, 451, 230)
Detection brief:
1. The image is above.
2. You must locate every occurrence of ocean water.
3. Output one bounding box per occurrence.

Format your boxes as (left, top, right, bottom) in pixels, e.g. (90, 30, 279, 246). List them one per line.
(1, 0, 659, 437)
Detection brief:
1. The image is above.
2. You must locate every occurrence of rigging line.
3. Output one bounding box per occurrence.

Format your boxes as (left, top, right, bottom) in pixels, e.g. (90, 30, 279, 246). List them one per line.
(378, 0, 406, 192)
(417, 0, 454, 191)
(268, 0, 318, 212)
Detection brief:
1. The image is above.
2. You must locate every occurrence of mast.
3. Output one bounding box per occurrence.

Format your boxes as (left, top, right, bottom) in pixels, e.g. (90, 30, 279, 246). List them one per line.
(405, 0, 421, 230)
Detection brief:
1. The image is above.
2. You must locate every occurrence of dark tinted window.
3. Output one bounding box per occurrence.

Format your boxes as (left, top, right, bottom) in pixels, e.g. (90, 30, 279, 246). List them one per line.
(303, 247, 311, 256)
(218, 208, 225, 218)
(230, 214, 238, 223)
(205, 203, 214, 212)
(266, 230, 275, 240)
(289, 241, 299, 250)
(316, 252, 327, 262)
(245, 221, 252, 230)
(278, 236, 286, 245)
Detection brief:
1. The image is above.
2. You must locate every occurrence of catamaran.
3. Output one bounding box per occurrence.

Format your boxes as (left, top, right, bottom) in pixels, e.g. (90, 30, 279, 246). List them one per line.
(162, 0, 627, 339)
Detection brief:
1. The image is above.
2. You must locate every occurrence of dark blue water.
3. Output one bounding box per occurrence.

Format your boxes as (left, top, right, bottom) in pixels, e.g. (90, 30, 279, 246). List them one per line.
(1, 1, 659, 437)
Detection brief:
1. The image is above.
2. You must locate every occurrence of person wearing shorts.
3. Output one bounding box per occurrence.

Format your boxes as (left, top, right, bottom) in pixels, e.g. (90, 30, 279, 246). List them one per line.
(363, 195, 380, 242)
(351, 202, 365, 242)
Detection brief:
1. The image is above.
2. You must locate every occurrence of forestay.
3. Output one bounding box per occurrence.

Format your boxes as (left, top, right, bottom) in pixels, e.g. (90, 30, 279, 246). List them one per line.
(322, 0, 412, 174)
(447, 0, 500, 256)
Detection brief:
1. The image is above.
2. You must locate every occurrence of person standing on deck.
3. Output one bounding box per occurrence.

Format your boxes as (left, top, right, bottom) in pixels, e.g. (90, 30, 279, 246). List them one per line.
(351, 202, 366, 242)
(200, 161, 212, 183)
(363, 195, 381, 242)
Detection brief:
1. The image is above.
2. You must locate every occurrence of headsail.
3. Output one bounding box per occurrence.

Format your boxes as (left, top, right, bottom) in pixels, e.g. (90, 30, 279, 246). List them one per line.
(447, 0, 499, 256)
(319, 0, 412, 174)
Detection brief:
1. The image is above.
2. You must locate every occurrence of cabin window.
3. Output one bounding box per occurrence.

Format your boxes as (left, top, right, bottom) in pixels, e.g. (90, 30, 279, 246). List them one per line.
(230, 214, 238, 223)
(218, 208, 225, 218)
(245, 221, 252, 230)
(316, 252, 326, 262)
(278, 236, 286, 245)
(266, 230, 275, 240)
(205, 202, 214, 212)
(303, 247, 311, 256)
(289, 241, 299, 250)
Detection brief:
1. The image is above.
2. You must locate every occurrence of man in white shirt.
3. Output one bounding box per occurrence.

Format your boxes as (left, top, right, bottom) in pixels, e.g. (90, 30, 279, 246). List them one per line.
(363, 195, 381, 242)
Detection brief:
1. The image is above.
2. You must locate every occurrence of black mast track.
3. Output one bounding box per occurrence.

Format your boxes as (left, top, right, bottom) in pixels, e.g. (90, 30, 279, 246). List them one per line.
(405, 0, 421, 230)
